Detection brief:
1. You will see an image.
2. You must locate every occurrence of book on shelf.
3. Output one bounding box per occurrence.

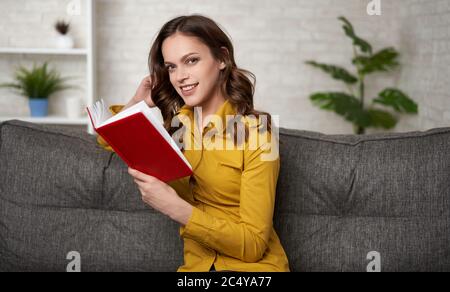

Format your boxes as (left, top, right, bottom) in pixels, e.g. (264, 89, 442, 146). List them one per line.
(86, 99, 192, 182)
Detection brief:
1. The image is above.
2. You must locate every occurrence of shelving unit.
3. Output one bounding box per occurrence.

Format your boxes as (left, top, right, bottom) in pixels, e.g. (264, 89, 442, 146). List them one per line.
(0, 0, 96, 134)
(0, 48, 88, 55)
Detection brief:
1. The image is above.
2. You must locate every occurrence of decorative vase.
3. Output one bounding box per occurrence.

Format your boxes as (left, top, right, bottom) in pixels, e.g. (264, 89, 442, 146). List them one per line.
(29, 98, 49, 117)
(56, 34, 74, 49)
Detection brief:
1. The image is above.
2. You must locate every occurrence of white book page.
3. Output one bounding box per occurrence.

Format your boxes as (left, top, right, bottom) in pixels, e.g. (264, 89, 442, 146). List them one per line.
(87, 99, 113, 128)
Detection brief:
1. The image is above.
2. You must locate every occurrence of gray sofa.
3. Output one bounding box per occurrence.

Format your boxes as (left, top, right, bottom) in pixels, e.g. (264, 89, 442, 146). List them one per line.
(0, 119, 448, 272)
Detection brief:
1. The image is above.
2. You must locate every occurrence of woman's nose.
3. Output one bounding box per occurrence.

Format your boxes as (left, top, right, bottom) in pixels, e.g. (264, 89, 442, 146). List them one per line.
(176, 67, 189, 83)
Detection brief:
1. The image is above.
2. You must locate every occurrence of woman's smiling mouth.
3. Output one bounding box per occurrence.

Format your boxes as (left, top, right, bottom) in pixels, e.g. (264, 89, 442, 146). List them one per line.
(180, 83, 199, 95)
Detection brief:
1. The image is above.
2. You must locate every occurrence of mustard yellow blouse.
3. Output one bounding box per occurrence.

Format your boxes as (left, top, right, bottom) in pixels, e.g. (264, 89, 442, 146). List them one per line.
(97, 99, 290, 272)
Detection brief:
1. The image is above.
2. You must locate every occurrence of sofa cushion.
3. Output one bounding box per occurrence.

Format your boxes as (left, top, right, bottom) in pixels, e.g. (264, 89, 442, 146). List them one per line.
(274, 127, 450, 272)
(0, 121, 108, 209)
(101, 153, 157, 212)
(0, 120, 183, 271)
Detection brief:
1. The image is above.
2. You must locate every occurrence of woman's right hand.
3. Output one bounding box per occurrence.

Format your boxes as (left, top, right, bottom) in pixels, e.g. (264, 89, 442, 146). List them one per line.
(133, 75, 155, 107)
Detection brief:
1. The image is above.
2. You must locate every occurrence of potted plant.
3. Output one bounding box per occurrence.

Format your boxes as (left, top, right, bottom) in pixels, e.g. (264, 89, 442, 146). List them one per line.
(305, 16, 418, 134)
(55, 19, 74, 49)
(0, 62, 73, 117)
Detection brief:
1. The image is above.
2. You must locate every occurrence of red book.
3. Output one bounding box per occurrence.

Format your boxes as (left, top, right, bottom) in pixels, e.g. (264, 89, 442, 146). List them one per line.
(86, 99, 192, 182)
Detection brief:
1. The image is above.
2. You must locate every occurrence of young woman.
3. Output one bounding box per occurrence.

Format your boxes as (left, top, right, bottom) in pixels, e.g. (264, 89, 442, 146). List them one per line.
(97, 15, 289, 272)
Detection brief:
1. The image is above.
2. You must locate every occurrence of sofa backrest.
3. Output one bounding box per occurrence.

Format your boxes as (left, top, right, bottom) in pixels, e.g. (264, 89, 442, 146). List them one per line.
(275, 127, 450, 271)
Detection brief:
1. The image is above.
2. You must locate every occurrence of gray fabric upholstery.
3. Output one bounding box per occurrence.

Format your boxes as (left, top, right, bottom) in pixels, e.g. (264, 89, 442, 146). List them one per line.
(0, 119, 449, 271)
(0, 120, 182, 271)
(274, 128, 450, 272)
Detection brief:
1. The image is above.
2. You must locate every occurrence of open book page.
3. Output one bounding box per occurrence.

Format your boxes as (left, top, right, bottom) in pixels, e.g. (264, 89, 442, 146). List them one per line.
(86, 99, 113, 128)
(87, 99, 191, 171)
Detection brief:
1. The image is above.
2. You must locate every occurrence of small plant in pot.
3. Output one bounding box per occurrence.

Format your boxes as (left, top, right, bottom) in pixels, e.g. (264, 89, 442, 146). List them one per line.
(0, 62, 73, 117)
(55, 19, 74, 49)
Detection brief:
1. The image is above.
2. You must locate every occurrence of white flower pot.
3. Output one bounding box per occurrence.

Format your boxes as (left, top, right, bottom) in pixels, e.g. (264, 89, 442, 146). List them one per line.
(56, 34, 74, 49)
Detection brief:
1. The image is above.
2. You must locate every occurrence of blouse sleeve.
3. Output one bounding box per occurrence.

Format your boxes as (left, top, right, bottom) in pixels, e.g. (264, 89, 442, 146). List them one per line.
(96, 105, 125, 151)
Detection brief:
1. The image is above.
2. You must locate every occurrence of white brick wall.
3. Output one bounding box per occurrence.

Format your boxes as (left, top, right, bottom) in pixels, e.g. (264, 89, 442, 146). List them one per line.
(393, 0, 450, 132)
(0, 0, 449, 134)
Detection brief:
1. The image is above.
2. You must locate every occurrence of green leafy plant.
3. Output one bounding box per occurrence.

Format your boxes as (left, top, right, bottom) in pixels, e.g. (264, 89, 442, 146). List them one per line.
(0, 62, 73, 99)
(305, 16, 418, 134)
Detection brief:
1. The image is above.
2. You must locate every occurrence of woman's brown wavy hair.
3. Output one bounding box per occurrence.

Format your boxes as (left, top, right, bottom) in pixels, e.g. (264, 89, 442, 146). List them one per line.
(148, 14, 273, 144)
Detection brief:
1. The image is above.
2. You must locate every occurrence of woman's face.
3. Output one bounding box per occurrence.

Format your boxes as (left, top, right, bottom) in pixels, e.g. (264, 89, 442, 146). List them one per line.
(162, 32, 226, 107)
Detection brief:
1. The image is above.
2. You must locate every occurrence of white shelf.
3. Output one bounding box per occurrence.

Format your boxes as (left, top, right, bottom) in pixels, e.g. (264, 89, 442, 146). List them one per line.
(0, 115, 88, 125)
(0, 47, 88, 56)
(0, 0, 96, 134)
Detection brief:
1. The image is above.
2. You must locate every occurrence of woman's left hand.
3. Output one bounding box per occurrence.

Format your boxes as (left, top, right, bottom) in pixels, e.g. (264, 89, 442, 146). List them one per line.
(128, 167, 192, 225)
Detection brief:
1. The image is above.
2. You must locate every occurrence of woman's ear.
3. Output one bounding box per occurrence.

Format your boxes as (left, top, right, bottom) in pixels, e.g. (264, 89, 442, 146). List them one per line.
(219, 46, 229, 70)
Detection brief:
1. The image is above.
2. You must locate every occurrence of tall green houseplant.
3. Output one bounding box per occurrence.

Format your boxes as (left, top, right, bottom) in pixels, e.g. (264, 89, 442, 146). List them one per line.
(306, 16, 418, 134)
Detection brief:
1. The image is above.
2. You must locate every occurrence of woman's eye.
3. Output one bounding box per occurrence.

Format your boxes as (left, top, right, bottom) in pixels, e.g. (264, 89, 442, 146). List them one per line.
(187, 58, 198, 65)
(166, 65, 175, 72)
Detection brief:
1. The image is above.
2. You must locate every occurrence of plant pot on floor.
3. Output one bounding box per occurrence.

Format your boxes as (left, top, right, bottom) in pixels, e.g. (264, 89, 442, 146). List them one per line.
(29, 98, 49, 117)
